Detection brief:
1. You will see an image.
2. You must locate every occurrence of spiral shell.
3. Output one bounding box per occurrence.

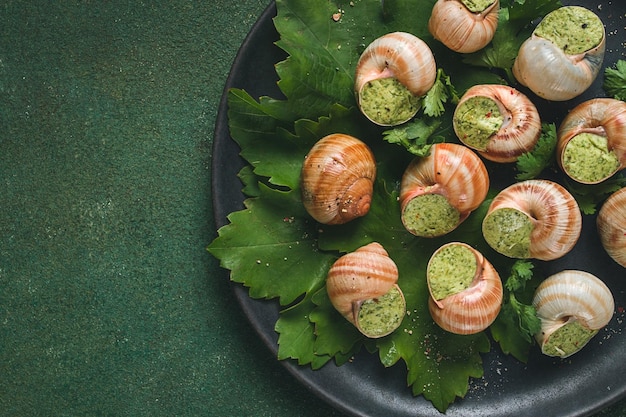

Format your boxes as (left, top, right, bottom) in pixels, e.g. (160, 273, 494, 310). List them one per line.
(354, 32, 437, 126)
(301, 134, 376, 225)
(597, 187, 626, 268)
(557, 98, 626, 184)
(428, 0, 499, 54)
(326, 242, 405, 338)
(512, 6, 605, 101)
(399, 143, 489, 237)
(533, 270, 614, 358)
(427, 242, 503, 335)
(453, 84, 542, 163)
(482, 179, 582, 261)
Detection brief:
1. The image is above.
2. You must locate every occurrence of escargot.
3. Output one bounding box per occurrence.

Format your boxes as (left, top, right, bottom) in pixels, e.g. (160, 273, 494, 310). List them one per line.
(399, 143, 489, 237)
(453, 84, 542, 163)
(557, 98, 626, 184)
(326, 242, 406, 338)
(533, 270, 614, 358)
(428, 0, 499, 54)
(354, 32, 436, 126)
(482, 179, 582, 261)
(597, 187, 626, 268)
(512, 6, 605, 101)
(427, 242, 503, 335)
(301, 133, 376, 225)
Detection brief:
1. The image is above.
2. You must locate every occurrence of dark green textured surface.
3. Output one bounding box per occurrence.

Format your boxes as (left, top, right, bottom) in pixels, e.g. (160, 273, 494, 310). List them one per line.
(0, 1, 623, 416)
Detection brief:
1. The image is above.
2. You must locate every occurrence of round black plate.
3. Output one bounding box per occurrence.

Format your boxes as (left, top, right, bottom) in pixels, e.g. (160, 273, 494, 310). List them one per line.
(212, 2, 626, 416)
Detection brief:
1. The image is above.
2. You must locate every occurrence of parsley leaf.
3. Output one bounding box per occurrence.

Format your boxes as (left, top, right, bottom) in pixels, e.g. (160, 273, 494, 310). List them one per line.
(381, 117, 447, 156)
(604, 60, 626, 101)
(422, 69, 459, 117)
(564, 174, 626, 215)
(515, 123, 557, 180)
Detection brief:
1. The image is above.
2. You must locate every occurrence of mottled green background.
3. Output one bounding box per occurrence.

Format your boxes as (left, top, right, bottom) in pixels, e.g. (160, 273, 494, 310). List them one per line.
(0, 1, 623, 416)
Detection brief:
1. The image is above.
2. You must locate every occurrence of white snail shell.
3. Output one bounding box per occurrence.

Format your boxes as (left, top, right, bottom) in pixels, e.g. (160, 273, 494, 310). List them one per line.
(482, 179, 582, 261)
(597, 187, 626, 268)
(427, 242, 503, 335)
(557, 98, 626, 184)
(453, 84, 542, 163)
(326, 242, 405, 338)
(512, 6, 605, 101)
(399, 143, 489, 237)
(533, 270, 614, 358)
(428, 0, 499, 54)
(301, 134, 376, 225)
(354, 32, 436, 126)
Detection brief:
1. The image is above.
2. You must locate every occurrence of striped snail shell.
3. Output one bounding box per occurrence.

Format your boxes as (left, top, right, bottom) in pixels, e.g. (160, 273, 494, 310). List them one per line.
(597, 187, 626, 268)
(427, 242, 503, 335)
(399, 143, 489, 237)
(482, 179, 582, 261)
(301, 134, 376, 225)
(326, 242, 406, 338)
(557, 98, 626, 184)
(428, 0, 499, 54)
(453, 84, 542, 163)
(533, 270, 614, 358)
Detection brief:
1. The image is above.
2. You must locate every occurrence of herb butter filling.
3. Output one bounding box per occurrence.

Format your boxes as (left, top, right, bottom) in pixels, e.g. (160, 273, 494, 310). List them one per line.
(461, 0, 496, 13)
(541, 320, 598, 357)
(402, 194, 460, 237)
(357, 286, 406, 338)
(359, 77, 420, 126)
(534, 6, 604, 55)
(482, 207, 533, 258)
(453, 96, 503, 151)
(562, 133, 620, 183)
(427, 244, 477, 300)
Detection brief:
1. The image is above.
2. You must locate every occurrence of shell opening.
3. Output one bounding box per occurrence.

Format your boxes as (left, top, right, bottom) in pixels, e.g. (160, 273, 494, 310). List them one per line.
(482, 207, 533, 258)
(358, 77, 420, 126)
(533, 6, 604, 55)
(355, 285, 406, 338)
(427, 243, 478, 301)
(453, 96, 503, 151)
(561, 133, 620, 184)
(401, 194, 461, 238)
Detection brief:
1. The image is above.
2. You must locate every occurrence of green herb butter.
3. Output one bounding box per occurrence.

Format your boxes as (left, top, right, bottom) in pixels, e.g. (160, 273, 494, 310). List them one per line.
(534, 6, 604, 55)
(482, 207, 533, 258)
(541, 320, 598, 357)
(359, 77, 420, 126)
(357, 286, 406, 338)
(402, 194, 460, 237)
(427, 244, 477, 300)
(562, 133, 620, 183)
(453, 96, 503, 151)
(461, 0, 496, 13)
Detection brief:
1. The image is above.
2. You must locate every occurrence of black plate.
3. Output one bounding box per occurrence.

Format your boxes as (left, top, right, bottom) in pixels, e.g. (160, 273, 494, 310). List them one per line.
(212, 2, 626, 416)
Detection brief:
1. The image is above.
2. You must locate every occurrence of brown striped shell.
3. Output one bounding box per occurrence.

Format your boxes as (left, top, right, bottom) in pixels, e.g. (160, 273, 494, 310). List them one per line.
(301, 134, 376, 225)
(427, 242, 503, 335)
(453, 84, 542, 163)
(557, 98, 626, 184)
(399, 143, 489, 237)
(326, 242, 405, 338)
(482, 179, 582, 261)
(428, 0, 499, 54)
(597, 187, 626, 268)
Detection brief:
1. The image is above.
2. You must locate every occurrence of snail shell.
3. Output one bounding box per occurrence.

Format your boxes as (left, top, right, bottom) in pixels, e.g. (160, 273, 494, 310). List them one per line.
(427, 242, 503, 335)
(453, 84, 542, 163)
(557, 98, 626, 184)
(597, 187, 626, 268)
(301, 134, 376, 225)
(533, 270, 614, 358)
(512, 6, 605, 101)
(354, 32, 437, 126)
(399, 143, 489, 237)
(326, 242, 406, 338)
(482, 179, 582, 261)
(428, 0, 499, 54)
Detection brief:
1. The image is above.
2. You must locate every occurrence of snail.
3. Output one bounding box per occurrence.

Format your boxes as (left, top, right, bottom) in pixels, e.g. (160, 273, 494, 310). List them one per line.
(453, 84, 542, 163)
(427, 242, 503, 335)
(301, 133, 376, 225)
(556, 98, 626, 184)
(428, 0, 499, 54)
(482, 179, 582, 261)
(354, 31, 436, 126)
(512, 6, 605, 101)
(326, 242, 406, 338)
(597, 187, 626, 268)
(532, 270, 614, 358)
(399, 143, 489, 237)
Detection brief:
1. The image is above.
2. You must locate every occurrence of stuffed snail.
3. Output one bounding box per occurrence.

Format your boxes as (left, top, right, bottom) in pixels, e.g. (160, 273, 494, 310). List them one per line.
(597, 187, 626, 268)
